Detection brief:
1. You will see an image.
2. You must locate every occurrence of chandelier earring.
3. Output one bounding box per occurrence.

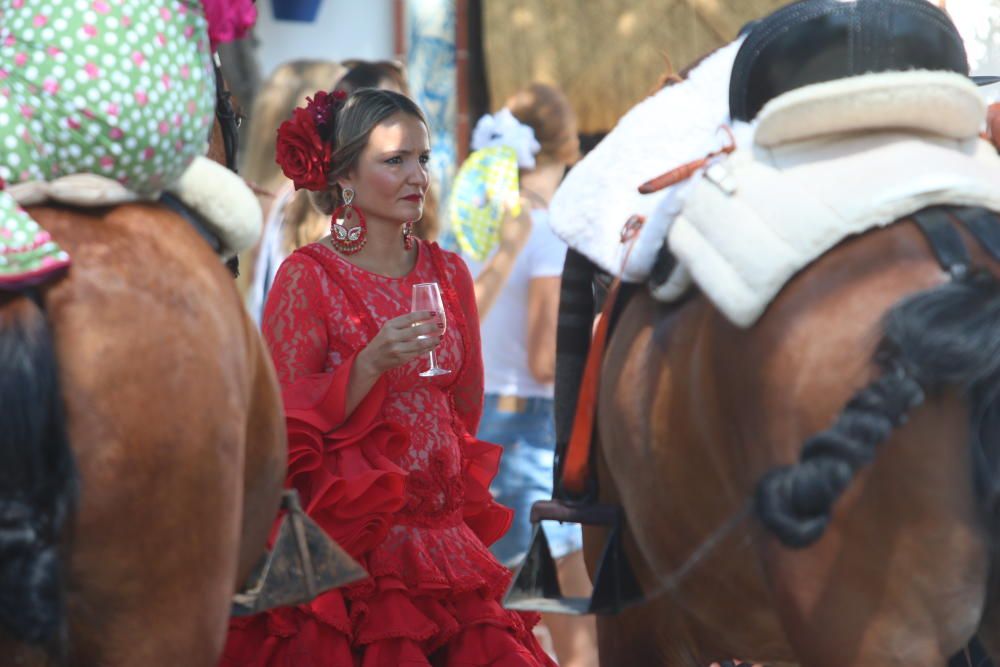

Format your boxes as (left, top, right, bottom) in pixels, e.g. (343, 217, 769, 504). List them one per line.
(402, 221, 414, 251)
(330, 186, 367, 255)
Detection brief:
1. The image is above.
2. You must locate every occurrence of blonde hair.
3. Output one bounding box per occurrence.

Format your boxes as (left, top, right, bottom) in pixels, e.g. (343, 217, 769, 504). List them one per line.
(240, 59, 347, 193)
(505, 83, 580, 167)
(307, 88, 429, 215)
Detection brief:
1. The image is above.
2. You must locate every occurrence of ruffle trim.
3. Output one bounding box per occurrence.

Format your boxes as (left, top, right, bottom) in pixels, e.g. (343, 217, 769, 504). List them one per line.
(223, 581, 554, 667)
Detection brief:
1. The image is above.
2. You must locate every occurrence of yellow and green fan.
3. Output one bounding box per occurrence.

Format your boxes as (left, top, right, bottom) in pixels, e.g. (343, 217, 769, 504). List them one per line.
(447, 145, 521, 261)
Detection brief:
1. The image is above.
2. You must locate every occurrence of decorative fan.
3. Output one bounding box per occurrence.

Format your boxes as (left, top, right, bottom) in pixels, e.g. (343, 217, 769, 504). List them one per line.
(447, 145, 521, 261)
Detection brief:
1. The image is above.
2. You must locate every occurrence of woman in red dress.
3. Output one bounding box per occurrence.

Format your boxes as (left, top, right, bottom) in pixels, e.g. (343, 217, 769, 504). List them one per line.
(221, 88, 557, 666)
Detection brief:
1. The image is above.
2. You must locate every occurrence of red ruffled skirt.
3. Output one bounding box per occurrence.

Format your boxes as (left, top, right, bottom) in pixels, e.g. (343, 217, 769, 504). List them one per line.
(221, 520, 554, 666)
(221, 378, 554, 666)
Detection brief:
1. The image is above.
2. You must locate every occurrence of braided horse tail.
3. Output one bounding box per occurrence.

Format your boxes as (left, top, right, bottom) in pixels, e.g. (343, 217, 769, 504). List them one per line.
(756, 217, 1000, 548)
(0, 290, 77, 651)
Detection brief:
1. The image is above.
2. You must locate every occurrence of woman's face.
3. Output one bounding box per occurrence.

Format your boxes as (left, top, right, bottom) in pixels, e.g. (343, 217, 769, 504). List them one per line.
(343, 112, 430, 226)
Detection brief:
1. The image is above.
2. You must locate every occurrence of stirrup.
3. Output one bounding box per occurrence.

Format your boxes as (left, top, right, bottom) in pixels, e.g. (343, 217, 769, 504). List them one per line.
(231, 490, 368, 616)
(503, 500, 643, 615)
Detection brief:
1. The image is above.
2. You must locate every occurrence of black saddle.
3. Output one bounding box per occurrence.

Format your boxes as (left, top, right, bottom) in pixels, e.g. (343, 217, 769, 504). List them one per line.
(730, 0, 969, 122)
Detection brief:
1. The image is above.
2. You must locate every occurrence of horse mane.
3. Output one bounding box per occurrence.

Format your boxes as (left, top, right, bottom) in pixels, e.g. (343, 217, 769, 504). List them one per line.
(0, 290, 77, 651)
(757, 268, 1000, 547)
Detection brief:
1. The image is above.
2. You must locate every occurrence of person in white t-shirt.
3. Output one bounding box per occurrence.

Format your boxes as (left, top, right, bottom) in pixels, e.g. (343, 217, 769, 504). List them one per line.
(454, 83, 598, 667)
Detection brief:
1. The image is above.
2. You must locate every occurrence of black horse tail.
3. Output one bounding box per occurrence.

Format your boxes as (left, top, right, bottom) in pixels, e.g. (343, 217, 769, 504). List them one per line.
(757, 270, 1000, 548)
(0, 290, 77, 649)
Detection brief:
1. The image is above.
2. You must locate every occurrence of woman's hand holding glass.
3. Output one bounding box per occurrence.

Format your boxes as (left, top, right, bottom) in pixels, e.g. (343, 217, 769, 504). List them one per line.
(356, 310, 443, 376)
(411, 282, 451, 376)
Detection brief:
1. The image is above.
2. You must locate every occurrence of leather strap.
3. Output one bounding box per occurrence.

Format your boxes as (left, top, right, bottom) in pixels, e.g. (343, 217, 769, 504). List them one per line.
(911, 207, 971, 277)
(561, 217, 643, 496)
(949, 206, 1000, 264)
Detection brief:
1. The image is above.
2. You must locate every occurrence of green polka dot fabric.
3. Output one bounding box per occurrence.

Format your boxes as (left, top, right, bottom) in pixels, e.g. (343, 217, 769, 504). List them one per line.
(0, 0, 216, 289)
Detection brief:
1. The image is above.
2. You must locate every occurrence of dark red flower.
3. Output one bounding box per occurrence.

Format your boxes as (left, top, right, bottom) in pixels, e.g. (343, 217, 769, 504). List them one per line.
(275, 107, 331, 191)
(305, 89, 347, 138)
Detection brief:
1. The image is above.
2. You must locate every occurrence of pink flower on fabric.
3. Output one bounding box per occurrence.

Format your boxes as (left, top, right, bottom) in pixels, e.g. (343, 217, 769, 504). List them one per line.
(11, 0, 23, 8)
(84, 63, 99, 79)
(122, 15, 131, 27)
(3, 36, 14, 47)
(19, 104, 33, 119)
(131, 51, 144, 66)
(0, 70, 8, 80)
(158, 7, 171, 21)
(33, 15, 48, 27)
(14, 53, 26, 67)
(202, 0, 257, 49)
(106, 103, 119, 116)
(161, 73, 170, 89)
(158, 120, 169, 135)
(46, 46, 60, 56)
(83, 24, 97, 38)
(180, 64, 190, 79)
(109, 127, 123, 139)
(143, 147, 155, 160)
(100, 156, 115, 170)
(81, 109, 95, 119)
(156, 32, 166, 46)
(0, 229, 11, 239)
(66, 117, 81, 130)
(93, 0, 109, 13)
(43, 79, 58, 94)
(134, 90, 148, 106)
(183, 25, 194, 39)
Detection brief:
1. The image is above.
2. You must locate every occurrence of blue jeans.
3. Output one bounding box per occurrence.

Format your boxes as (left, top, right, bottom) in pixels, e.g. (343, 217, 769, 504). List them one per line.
(478, 394, 583, 567)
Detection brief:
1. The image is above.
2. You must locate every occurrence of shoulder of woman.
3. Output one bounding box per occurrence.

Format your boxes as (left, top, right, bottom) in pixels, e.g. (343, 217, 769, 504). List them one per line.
(430, 243, 473, 279)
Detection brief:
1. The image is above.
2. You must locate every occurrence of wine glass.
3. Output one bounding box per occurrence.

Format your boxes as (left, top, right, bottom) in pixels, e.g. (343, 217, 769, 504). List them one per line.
(411, 282, 451, 377)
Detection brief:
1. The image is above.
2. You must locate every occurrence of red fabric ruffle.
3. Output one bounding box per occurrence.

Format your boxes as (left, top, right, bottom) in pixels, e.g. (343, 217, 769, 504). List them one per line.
(281, 353, 408, 557)
(222, 580, 554, 667)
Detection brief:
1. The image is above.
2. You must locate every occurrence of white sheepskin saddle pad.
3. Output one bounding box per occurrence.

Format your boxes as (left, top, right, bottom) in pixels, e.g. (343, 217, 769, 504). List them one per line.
(665, 70, 1000, 327)
(548, 38, 743, 283)
(8, 156, 261, 259)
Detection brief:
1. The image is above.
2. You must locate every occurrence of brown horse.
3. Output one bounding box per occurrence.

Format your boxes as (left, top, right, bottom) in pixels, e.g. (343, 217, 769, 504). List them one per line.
(585, 213, 1000, 666)
(0, 77, 287, 664)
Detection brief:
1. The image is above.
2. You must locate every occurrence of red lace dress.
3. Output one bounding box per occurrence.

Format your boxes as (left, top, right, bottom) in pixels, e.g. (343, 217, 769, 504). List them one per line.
(221, 240, 556, 667)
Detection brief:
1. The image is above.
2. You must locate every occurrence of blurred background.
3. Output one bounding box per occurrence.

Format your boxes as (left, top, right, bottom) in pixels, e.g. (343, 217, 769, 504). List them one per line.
(225, 0, 1000, 245)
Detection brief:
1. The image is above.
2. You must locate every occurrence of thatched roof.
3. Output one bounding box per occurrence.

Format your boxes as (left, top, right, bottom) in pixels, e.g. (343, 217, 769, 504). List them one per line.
(483, 0, 789, 134)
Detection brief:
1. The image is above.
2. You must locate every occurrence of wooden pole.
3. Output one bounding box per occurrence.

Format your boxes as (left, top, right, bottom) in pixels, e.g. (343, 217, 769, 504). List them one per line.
(393, 0, 407, 63)
(455, 0, 470, 163)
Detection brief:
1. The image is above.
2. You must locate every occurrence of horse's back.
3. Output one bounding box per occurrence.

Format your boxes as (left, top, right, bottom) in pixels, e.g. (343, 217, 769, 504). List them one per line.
(18, 203, 284, 666)
(596, 220, 1000, 665)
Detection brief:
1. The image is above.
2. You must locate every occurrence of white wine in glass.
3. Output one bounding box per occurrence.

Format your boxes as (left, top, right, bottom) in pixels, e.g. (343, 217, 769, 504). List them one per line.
(411, 282, 451, 377)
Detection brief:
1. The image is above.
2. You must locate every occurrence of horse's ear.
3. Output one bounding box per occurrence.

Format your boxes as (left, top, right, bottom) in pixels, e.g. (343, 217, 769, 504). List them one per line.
(988, 103, 1000, 152)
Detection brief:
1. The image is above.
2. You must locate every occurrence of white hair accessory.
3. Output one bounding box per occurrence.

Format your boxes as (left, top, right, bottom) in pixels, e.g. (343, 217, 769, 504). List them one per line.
(470, 108, 541, 169)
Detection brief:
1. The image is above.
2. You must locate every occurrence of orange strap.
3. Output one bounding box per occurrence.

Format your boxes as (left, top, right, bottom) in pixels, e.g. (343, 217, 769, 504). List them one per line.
(561, 217, 642, 495)
(561, 129, 737, 494)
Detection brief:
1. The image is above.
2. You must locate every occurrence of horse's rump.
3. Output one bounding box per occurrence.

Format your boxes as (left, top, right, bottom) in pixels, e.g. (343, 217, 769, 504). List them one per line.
(590, 213, 1000, 665)
(0, 201, 285, 666)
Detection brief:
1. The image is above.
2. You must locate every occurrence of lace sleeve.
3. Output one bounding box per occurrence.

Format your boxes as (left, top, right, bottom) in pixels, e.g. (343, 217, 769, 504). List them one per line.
(443, 249, 485, 435)
(261, 253, 329, 387)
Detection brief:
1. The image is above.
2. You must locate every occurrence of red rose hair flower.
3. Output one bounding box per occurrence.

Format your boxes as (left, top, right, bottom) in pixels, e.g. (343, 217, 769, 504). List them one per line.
(274, 89, 348, 191)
